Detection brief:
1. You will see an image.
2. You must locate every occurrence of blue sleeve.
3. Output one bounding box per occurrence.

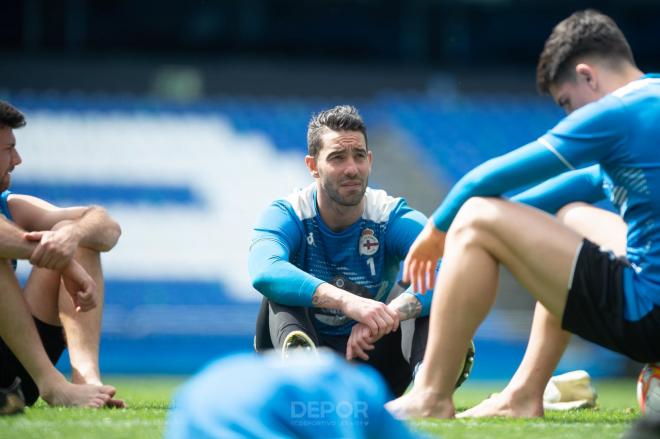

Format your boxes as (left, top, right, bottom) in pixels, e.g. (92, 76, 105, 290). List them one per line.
(430, 141, 571, 231)
(1, 190, 12, 221)
(248, 200, 324, 306)
(541, 94, 629, 168)
(385, 201, 433, 316)
(430, 95, 628, 232)
(511, 165, 605, 213)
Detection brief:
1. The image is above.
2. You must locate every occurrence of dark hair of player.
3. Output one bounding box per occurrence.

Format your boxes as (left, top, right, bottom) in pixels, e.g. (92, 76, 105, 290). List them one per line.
(0, 101, 27, 129)
(536, 9, 636, 94)
(307, 105, 367, 158)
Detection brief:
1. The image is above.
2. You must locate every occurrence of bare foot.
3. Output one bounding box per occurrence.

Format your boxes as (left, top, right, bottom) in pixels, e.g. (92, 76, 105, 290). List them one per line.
(385, 389, 455, 420)
(40, 378, 116, 408)
(72, 373, 126, 408)
(456, 391, 543, 418)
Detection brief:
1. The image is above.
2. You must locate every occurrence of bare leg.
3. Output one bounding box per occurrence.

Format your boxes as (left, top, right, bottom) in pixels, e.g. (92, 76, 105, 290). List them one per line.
(0, 261, 115, 407)
(386, 198, 583, 419)
(57, 247, 124, 407)
(458, 303, 568, 417)
(458, 202, 627, 418)
(58, 248, 103, 385)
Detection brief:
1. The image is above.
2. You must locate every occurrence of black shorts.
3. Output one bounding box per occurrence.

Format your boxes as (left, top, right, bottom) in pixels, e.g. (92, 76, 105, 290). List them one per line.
(0, 318, 66, 406)
(562, 239, 660, 363)
(255, 297, 428, 397)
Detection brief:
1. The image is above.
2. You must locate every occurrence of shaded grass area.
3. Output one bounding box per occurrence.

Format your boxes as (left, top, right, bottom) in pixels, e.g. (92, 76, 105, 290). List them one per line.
(0, 377, 641, 439)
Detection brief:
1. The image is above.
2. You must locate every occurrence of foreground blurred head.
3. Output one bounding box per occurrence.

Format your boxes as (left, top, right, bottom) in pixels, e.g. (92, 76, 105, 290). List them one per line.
(166, 350, 420, 438)
(305, 105, 372, 207)
(537, 9, 638, 114)
(0, 101, 25, 192)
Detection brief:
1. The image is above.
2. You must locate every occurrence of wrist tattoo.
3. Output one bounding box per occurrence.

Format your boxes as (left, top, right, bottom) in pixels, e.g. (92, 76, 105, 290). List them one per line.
(394, 295, 422, 320)
(312, 294, 329, 307)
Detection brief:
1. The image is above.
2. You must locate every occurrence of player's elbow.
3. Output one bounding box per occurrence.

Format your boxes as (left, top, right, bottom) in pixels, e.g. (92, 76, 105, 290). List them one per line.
(250, 269, 272, 294)
(105, 219, 122, 250)
(463, 170, 493, 196)
(93, 206, 122, 251)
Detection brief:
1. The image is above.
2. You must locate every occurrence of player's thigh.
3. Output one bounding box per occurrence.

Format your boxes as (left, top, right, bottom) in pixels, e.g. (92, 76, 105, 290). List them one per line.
(557, 202, 627, 256)
(22, 267, 61, 326)
(454, 197, 583, 317)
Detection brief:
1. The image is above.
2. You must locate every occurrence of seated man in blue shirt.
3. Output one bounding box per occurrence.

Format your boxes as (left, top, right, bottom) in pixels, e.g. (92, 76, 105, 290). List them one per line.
(249, 105, 473, 397)
(387, 9, 660, 418)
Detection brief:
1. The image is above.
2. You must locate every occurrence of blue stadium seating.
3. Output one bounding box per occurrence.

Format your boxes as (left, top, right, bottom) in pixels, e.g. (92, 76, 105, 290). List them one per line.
(5, 92, 623, 378)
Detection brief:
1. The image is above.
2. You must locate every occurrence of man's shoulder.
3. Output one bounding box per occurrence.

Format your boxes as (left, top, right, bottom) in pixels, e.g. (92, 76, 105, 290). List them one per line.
(278, 183, 316, 221)
(363, 187, 405, 224)
(611, 75, 660, 101)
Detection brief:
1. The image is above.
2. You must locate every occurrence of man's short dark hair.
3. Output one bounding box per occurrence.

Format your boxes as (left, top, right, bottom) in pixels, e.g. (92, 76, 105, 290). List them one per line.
(307, 105, 367, 158)
(0, 101, 26, 129)
(536, 9, 635, 94)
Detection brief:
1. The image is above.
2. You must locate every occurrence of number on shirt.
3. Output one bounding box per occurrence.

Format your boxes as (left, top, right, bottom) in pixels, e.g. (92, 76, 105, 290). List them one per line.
(366, 257, 376, 276)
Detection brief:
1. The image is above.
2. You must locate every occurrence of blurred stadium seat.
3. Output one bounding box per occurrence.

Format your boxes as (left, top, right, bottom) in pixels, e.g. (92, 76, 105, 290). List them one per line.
(6, 92, 624, 377)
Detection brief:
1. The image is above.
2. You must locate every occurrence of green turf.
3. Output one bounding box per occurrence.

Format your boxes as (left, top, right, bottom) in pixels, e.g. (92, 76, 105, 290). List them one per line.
(0, 377, 641, 438)
(414, 379, 640, 439)
(0, 376, 183, 439)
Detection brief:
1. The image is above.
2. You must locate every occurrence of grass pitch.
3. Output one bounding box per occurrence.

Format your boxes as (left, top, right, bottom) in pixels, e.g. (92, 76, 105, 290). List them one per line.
(416, 379, 639, 439)
(0, 377, 640, 438)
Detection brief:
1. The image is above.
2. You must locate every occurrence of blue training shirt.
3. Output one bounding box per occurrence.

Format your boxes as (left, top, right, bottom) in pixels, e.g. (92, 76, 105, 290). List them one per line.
(249, 183, 431, 336)
(1, 190, 17, 271)
(1, 190, 13, 221)
(429, 74, 660, 321)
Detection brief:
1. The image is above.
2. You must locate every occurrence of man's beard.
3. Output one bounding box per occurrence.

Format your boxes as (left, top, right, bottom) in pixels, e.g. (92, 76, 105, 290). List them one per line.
(0, 174, 10, 192)
(322, 176, 368, 207)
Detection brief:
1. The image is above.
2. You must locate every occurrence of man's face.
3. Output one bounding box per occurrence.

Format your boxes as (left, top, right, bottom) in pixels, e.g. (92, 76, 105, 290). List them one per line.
(549, 77, 601, 114)
(312, 130, 371, 207)
(0, 127, 22, 192)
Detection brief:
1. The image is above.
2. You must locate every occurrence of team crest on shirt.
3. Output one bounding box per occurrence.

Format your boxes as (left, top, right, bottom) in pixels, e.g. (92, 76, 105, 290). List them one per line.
(359, 228, 379, 256)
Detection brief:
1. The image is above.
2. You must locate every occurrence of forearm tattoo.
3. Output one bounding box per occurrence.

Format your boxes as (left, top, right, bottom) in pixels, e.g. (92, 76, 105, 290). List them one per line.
(312, 292, 330, 307)
(391, 294, 422, 320)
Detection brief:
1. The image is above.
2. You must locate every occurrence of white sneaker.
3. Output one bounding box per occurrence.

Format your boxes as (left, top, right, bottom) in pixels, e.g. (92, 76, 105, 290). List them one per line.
(281, 330, 317, 359)
(543, 370, 597, 410)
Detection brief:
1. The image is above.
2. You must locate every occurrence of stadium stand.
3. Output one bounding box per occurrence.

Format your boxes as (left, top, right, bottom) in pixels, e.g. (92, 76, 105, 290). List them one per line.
(5, 92, 625, 377)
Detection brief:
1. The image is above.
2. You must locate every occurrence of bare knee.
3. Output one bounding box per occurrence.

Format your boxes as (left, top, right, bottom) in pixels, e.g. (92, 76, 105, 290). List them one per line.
(74, 247, 102, 268)
(556, 202, 626, 255)
(73, 247, 104, 281)
(448, 197, 504, 243)
(556, 202, 591, 227)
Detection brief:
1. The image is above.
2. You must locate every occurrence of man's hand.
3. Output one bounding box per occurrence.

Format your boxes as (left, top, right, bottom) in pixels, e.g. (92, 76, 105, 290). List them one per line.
(61, 260, 97, 312)
(403, 222, 446, 294)
(346, 322, 379, 361)
(311, 283, 399, 337)
(341, 295, 400, 339)
(25, 222, 80, 271)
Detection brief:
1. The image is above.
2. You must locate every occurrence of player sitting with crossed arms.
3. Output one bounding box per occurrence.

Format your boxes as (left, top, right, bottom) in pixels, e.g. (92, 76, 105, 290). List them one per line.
(0, 100, 122, 411)
(249, 105, 473, 397)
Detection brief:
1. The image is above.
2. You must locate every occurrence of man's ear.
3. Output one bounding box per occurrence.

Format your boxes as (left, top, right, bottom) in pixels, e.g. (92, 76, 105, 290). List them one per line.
(305, 155, 319, 178)
(575, 63, 598, 91)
